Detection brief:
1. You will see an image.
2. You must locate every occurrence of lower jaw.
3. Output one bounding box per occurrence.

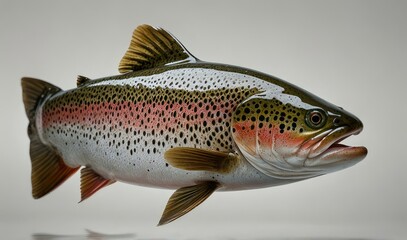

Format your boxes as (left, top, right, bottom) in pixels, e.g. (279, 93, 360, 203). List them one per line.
(304, 146, 367, 167)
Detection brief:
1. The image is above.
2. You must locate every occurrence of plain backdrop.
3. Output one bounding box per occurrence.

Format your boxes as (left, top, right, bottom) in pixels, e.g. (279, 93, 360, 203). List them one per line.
(0, 0, 406, 239)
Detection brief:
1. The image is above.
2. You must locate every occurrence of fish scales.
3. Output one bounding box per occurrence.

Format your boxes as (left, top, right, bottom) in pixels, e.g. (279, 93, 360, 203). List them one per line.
(40, 67, 280, 189)
(21, 24, 367, 225)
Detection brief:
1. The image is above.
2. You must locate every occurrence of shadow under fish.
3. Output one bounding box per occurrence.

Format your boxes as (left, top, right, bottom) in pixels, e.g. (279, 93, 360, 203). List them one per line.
(31, 230, 383, 240)
(32, 230, 136, 240)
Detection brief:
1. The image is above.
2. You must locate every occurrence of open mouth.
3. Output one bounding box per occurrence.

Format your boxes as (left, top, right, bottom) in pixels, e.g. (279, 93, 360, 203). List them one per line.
(303, 126, 368, 167)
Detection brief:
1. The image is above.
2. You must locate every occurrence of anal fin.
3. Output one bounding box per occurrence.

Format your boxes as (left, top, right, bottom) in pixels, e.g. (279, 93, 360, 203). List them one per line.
(164, 147, 239, 174)
(80, 167, 115, 202)
(158, 181, 220, 226)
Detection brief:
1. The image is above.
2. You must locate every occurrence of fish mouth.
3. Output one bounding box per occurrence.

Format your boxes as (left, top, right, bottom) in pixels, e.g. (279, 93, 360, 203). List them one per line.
(302, 125, 368, 167)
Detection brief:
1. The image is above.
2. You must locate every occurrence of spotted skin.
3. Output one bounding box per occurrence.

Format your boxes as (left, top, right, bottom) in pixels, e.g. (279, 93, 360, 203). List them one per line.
(38, 65, 293, 190)
(232, 98, 305, 153)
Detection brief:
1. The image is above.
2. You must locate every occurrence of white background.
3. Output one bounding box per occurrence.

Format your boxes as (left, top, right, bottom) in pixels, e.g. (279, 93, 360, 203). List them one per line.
(1, 1, 406, 239)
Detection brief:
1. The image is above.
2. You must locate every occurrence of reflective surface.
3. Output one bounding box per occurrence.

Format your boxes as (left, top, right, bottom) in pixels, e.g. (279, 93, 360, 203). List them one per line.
(30, 233, 386, 240)
(1, 220, 405, 240)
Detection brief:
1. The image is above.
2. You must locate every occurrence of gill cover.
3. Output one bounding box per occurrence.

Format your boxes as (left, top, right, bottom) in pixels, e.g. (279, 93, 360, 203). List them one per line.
(231, 90, 328, 180)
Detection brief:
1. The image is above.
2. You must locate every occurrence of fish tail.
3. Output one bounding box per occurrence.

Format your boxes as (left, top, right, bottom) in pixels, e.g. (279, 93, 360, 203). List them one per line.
(21, 77, 79, 199)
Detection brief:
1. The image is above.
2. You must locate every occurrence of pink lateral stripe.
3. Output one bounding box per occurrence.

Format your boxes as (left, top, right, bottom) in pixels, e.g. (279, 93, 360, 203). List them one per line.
(42, 100, 233, 131)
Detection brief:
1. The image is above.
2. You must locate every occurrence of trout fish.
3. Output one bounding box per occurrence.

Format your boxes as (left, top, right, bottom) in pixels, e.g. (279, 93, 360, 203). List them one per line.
(21, 24, 367, 225)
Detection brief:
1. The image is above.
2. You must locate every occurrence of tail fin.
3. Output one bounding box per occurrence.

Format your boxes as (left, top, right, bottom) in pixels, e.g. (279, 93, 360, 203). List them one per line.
(21, 77, 79, 199)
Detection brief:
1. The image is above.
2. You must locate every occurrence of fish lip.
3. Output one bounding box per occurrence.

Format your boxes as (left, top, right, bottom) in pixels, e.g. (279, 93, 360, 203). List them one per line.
(306, 124, 367, 163)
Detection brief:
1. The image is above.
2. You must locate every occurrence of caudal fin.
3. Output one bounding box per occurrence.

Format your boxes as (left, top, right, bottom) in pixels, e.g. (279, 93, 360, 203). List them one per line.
(21, 77, 79, 199)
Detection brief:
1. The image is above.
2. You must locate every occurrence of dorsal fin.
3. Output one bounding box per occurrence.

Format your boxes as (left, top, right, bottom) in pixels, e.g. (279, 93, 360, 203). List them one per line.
(76, 75, 91, 86)
(118, 24, 198, 73)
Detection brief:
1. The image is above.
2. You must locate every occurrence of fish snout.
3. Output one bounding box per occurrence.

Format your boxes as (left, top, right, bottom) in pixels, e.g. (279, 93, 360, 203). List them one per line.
(333, 108, 364, 134)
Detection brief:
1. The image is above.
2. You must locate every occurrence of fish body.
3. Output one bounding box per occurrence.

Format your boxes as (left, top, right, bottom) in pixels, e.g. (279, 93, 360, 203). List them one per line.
(40, 64, 288, 191)
(22, 25, 367, 225)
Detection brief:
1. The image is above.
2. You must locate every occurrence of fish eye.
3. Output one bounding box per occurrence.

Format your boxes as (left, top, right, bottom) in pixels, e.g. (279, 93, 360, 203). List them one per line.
(306, 109, 327, 129)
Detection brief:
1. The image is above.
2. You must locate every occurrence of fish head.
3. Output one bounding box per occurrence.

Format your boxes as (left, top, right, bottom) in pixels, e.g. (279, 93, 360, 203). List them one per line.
(231, 88, 367, 180)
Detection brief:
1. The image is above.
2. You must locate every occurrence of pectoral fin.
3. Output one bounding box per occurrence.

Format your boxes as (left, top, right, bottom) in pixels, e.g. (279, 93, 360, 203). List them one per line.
(164, 147, 239, 173)
(80, 167, 115, 202)
(158, 181, 220, 226)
